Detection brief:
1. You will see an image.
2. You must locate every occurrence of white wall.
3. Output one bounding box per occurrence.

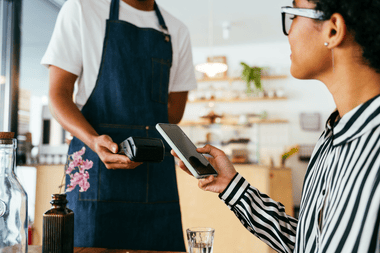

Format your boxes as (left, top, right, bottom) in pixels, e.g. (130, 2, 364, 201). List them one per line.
(20, 0, 59, 148)
(184, 42, 336, 206)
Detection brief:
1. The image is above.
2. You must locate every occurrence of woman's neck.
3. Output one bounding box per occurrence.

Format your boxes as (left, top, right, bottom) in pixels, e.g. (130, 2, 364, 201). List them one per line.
(318, 39, 380, 117)
(323, 61, 380, 117)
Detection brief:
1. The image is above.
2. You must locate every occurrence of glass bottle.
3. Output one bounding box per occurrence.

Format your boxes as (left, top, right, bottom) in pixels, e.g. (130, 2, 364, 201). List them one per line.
(42, 194, 74, 253)
(0, 132, 28, 253)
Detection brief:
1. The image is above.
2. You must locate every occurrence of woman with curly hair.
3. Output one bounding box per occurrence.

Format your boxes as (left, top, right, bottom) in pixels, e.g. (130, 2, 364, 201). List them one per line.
(174, 0, 380, 252)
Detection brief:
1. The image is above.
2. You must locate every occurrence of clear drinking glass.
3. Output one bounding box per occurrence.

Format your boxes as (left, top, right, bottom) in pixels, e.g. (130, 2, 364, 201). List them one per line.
(186, 227, 215, 253)
(0, 134, 28, 253)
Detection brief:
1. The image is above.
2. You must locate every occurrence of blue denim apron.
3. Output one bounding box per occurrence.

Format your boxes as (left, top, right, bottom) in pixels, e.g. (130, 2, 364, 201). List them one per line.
(65, 0, 185, 250)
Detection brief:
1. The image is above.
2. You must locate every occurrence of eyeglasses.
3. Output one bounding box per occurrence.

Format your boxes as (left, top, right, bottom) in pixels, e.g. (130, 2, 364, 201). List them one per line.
(281, 6, 324, 36)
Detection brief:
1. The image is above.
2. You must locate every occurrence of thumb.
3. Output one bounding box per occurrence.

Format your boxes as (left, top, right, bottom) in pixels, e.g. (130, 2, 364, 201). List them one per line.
(111, 143, 118, 153)
(103, 135, 118, 153)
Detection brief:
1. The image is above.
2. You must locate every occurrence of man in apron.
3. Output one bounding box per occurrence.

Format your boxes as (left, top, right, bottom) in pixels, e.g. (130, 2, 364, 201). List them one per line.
(42, 0, 197, 250)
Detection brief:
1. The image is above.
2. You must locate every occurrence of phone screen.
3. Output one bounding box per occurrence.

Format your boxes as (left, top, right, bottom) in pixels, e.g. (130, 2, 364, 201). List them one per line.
(157, 124, 217, 176)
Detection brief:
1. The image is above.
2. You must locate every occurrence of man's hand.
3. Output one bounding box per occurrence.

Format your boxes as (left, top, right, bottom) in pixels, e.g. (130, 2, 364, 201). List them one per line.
(172, 144, 237, 194)
(93, 135, 142, 170)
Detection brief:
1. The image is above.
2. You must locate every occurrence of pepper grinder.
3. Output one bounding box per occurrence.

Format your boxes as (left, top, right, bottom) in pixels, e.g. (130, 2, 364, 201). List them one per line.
(42, 193, 74, 253)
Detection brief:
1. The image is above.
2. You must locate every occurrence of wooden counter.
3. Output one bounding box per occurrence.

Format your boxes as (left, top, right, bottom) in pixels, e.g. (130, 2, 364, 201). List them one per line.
(28, 246, 184, 253)
(33, 164, 293, 253)
(74, 248, 184, 253)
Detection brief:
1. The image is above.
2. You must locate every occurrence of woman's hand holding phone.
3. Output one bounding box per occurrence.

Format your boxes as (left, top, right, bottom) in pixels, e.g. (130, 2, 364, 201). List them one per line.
(172, 144, 237, 194)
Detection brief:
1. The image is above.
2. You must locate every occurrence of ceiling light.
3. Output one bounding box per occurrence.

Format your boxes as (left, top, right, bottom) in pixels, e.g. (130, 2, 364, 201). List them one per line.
(195, 0, 228, 78)
(195, 62, 228, 78)
(0, 75, 6, 85)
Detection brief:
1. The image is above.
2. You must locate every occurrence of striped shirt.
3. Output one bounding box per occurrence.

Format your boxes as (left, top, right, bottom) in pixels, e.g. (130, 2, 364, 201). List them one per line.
(219, 95, 380, 253)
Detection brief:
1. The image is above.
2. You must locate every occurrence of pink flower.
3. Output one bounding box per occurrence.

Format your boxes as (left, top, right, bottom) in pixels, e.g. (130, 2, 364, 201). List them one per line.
(79, 180, 90, 192)
(67, 171, 90, 192)
(66, 163, 74, 174)
(82, 159, 93, 170)
(72, 147, 85, 160)
(71, 157, 83, 168)
(65, 147, 92, 193)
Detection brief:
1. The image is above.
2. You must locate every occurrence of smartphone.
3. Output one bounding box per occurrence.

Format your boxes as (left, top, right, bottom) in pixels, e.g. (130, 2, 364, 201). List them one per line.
(156, 123, 218, 179)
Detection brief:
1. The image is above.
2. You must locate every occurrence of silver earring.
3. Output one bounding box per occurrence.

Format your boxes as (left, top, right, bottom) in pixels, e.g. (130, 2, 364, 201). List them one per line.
(324, 42, 329, 46)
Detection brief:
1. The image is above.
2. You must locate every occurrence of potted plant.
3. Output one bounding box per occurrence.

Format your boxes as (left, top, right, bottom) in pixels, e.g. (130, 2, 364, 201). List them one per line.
(240, 62, 263, 94)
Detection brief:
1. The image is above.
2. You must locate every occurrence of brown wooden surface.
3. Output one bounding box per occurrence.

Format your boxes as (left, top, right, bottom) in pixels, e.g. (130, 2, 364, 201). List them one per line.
(29, 246, 184, 253)
(74, 248, 184, 253)
(196, 75, 288, 82)
(187, 96, 287, 103)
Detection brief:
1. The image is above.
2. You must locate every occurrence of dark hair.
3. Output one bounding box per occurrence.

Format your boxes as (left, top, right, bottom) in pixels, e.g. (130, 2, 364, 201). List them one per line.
(308, 0, 380, 73)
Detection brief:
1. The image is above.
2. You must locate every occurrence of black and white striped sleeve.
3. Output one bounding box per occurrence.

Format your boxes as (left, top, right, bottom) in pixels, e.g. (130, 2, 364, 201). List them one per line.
(219, 173, 298, 253)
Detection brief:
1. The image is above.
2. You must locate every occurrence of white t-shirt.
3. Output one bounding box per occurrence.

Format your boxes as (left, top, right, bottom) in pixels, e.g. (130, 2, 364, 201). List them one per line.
(41, 0, 197, 109)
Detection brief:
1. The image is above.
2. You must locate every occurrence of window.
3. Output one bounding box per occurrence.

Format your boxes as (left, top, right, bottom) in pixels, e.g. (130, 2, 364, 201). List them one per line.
(0, 0, 22, 133)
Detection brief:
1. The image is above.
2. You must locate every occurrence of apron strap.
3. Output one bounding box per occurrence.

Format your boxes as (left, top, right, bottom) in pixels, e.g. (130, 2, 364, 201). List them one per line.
(154, 2, 169, 33)
(109, 0, 120, 20)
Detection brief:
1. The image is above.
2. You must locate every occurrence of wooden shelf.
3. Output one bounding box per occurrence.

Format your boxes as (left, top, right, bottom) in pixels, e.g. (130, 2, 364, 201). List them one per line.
(196, 75, 288, 83)
(179, 118, 288, 126)
(188, 96, 287, 103)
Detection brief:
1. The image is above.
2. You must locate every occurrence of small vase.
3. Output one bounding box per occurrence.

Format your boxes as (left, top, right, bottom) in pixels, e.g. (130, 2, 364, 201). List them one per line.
(42, 194, 74, 253)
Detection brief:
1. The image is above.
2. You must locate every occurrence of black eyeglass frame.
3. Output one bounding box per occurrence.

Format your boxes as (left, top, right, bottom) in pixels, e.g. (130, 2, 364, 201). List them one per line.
(281, 6, 325, 36)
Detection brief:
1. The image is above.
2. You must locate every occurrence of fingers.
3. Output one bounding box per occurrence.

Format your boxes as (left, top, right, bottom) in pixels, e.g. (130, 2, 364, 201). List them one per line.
(171, 150, 193, 176)
(171, 146, 219, 177)
(198, 176, 224, 193)
(94, 135, 142, 170)
(99, 151, 143, 170)
(105, 160, 143, 170)
(198, 176, 214, 189)
(170, 149, 178, 158)
(171, 144, 235, 194)
(100, 149, 129, 163)
(104, 153, 143, 169)
(100, 135, 118, 153)
(196, 144, 225, 158)
(93, 135, 118, 154)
